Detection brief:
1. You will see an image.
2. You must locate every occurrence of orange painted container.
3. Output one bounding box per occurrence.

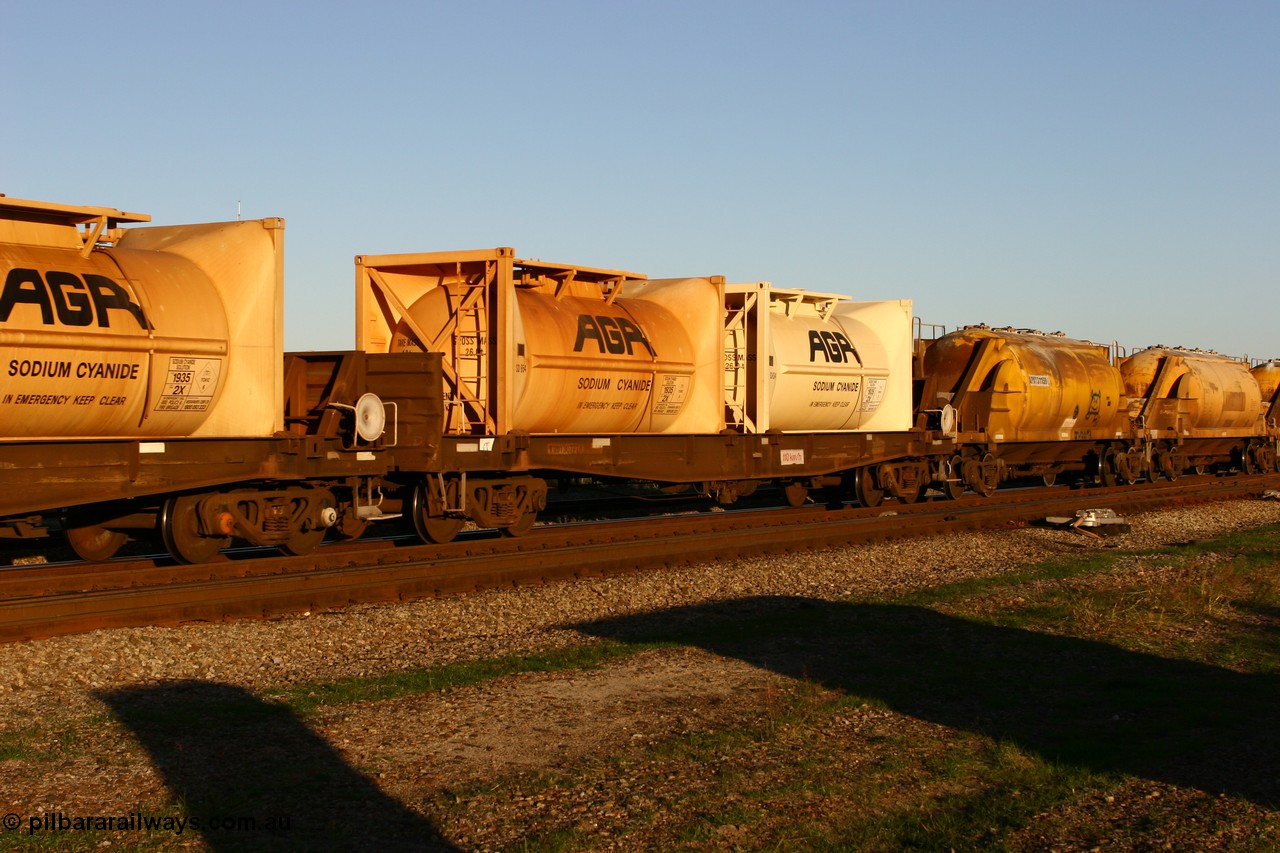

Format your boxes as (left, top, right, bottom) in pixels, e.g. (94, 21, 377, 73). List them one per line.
(0, 197, 284, 439)
(918, 327, 1126, 442)
(1121, 348, 1261, 433)
(1252, 360, 1280, 406)
(358, 249, 723, 435)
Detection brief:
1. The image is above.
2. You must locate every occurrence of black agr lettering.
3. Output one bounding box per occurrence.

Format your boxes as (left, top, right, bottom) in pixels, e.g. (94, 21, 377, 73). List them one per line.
(0, 269, 152, 330)
(573, 315, 655, 357)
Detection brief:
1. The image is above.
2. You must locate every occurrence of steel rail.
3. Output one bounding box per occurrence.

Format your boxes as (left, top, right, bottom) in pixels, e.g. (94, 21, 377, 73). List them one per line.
(1, 474, 1276, 643)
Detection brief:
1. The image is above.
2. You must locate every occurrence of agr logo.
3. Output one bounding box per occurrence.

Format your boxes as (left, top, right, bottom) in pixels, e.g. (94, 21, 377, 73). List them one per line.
(808, 330, 859, 364)
(573, 314, 655, 356)
(0, 268, 152, 330)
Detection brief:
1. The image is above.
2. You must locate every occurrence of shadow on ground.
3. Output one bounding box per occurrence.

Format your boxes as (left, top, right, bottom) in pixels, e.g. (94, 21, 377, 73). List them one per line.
(98, 681, 457, 852)
(576, 596, 1280, 806)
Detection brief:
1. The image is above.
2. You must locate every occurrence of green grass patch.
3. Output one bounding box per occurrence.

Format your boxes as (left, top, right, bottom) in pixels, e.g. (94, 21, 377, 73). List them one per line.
(0, 724, 41, 761)
(269, 638, 671, 714)
(511, 825, 590, 852)
(893, 550, 1123, 608)
(0, 717, 93, 763)
(891, 524, 1280, 669)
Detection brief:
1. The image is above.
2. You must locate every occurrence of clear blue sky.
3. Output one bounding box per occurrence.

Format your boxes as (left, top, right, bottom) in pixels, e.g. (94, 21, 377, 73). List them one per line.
(5, 1, 1277, 358)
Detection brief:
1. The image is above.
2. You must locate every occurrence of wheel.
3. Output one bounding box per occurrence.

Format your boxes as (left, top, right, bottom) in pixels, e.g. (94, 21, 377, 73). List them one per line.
(487, 481, 542, 537)
(1156, 450, 1179, 482)
(500, 507, 538, 537)
(280, 526, 326, 557)
(420, 515, 465, 542)
(782, 481, 809, 508)
(1041, 472, 1057, 488)
(853, 467, 884, 508)
(411, 481, 464, 544)
(66, 525, 127, 561)
(161, 495, 230, 564)
(499, 502, 540, 535)
(887, 463, 926, 504)
(1099, 449, 1119, 487)
(941, 456, 965, 500)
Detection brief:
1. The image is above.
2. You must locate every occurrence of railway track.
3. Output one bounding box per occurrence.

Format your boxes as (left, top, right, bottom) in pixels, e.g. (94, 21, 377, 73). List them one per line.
(2, 473, 1277, 643)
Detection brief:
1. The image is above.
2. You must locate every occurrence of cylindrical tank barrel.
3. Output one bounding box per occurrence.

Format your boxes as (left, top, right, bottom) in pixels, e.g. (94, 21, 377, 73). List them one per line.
(1252, 360, 1280, 407)
(763, 300, 903, 432)
(0, 242, 230, 438)
(393, 277, 722, 433)
(1121, 348, 1261, 431)
(919, 327, 1125, 440)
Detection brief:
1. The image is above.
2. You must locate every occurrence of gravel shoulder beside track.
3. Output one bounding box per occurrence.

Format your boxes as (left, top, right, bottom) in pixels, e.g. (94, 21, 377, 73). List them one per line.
(6, 500, 1280, 714)
(2, 498, 1280, 850)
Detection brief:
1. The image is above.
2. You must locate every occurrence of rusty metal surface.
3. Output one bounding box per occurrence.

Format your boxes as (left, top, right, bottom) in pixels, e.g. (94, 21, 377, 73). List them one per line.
(0, 351, 442, 519)
(919, 326, 1127, 444)
(1123, 347, 1261, 435)
(0, 436, 376, 518)
(2, 473, 1275, 644)
(422, 430, 950, 483)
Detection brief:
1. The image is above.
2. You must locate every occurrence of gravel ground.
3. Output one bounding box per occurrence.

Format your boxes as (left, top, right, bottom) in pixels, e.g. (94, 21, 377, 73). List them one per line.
(2, 497, 1280, 851)
(3, 497, 1279, 719)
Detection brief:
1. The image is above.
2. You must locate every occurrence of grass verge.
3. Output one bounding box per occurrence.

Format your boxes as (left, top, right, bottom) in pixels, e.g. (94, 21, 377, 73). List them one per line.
(8, 520, 1280, 851)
